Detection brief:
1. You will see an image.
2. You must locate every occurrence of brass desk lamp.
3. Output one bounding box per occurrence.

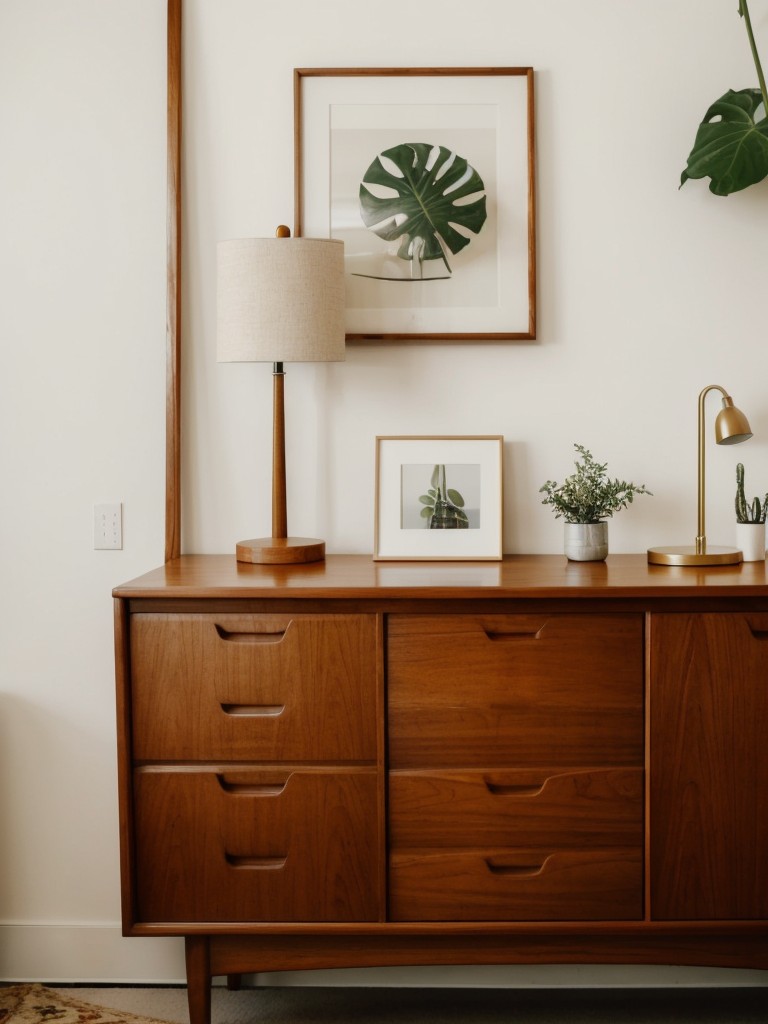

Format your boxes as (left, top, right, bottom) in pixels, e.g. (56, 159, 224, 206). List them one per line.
(648, 384, 752, 566)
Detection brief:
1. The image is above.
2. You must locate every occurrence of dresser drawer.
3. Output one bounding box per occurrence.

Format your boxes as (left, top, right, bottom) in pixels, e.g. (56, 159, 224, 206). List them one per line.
(388, 614, 643, 768)
(130, 614, 377, 761)
(389, 847, 643, 921)
(389, 768, 643, 848)
(133, 766, 381, 922)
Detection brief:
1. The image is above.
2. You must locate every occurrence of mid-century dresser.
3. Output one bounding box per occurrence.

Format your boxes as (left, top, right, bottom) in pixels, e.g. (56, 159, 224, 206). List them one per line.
(113, 554, 768, 1024)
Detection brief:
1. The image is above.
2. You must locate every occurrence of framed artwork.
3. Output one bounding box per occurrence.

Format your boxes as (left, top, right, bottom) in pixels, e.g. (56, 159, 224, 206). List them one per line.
(374, 435, 503, 560)
(294, 68, 536, 341)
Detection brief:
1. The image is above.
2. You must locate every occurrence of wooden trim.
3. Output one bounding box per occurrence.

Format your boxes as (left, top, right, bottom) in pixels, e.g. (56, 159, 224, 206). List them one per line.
(375, 612, 387, 921)
(525, 66, 537, 338)
(643, 610, 652, 923)
(204, 930, 768, 973)
(114, 598, 136, 928)
(112, 553, 768, 602)
(292, 68, 303, 240)
(165, 0, 182, 562)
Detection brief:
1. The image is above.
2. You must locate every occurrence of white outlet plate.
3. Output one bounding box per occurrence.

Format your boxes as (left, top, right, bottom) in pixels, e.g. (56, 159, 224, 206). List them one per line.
(94, 503, 122, 550)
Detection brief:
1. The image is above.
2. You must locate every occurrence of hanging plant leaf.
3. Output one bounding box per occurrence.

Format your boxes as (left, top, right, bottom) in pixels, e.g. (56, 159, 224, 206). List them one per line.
(681, 88, 768, 195)
(359, 142, 487, 273)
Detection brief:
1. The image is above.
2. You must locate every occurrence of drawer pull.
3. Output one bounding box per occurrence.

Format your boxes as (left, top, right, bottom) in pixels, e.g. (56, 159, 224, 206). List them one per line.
(217, 778, 287, 797)
(482, 627, 544, 641)
(220, 704, 285, 717)
(214, 625, 287, 644)
(225, 854, 287, 870)
(484, 780, 544, 797)
(484, 856, 548, 877)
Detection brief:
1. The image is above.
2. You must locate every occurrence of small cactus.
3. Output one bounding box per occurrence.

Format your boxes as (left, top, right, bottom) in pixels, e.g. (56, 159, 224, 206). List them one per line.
(735, 463, 768, 524)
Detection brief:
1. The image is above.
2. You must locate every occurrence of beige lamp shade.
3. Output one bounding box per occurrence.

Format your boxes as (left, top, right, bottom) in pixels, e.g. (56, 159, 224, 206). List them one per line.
(217, 236, 346, 363)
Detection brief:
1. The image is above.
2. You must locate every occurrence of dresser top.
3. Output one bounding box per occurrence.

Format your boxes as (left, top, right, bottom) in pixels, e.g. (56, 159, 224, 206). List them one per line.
(113, 553, 768, 601)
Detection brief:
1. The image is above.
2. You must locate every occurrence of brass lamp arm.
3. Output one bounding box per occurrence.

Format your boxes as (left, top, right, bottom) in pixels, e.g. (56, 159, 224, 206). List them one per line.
(696, 384, 728, 554)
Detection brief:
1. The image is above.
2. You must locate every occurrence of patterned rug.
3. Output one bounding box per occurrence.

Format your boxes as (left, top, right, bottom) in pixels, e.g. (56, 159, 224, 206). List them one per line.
(0, 987, 171, 1024)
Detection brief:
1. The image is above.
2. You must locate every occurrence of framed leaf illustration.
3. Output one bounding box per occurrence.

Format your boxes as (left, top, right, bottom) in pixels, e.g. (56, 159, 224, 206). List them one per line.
(373, 435, 504, 560)
(294, 68, 536, 341)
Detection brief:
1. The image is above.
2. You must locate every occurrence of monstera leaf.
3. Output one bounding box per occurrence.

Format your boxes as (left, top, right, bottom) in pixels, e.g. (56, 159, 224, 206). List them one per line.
(359, 142, 487, 273)
(681, 88, 768, 195)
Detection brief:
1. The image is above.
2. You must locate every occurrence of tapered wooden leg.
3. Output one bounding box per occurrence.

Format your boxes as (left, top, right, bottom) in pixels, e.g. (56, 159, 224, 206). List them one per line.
(185, 936, 212, 1024)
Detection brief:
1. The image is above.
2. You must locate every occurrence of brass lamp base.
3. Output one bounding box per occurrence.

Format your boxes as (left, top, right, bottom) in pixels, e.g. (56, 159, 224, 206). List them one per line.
(647, 545, 743, 566)
(236, 537, 325, 565)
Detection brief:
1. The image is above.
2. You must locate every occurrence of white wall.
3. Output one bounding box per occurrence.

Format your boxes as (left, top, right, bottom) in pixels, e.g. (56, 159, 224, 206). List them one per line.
(2, 0, 768, 985)
(0, 0, 170, 982)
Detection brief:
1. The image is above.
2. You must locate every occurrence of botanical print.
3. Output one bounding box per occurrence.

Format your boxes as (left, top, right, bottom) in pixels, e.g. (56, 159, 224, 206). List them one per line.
(297, 68, 534, 338)
(374, 435, 502, 559)
(400, 463, 481, 530)
(358, 143, 487, 280)
(329, 106, 498, 310)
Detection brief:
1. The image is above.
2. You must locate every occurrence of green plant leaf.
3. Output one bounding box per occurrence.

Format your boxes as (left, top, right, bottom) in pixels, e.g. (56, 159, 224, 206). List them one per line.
(418, 494, 433, 506)
(681, 88, 768, 195)
(539, 444, 651, 524)
(446, 489, 465, 507)
(420, 506, 433, 519)
(359, 142, 487, 272)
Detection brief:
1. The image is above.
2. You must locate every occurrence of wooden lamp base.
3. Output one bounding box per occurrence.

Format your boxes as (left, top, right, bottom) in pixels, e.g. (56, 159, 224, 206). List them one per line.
(234, 363, 329, 567)
(235, 536, 325, 565)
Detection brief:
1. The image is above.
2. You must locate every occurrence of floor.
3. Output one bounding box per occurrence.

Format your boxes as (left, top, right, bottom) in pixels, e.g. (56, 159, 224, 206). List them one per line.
(53, 986, 768, 1024)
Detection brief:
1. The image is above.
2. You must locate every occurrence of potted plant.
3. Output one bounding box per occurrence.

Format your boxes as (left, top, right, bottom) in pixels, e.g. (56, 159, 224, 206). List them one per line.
(735, 462, 767, 561)
(540, 444, 652, 561)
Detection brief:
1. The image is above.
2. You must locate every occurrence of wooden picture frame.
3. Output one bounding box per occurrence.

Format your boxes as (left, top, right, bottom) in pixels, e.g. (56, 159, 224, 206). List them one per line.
(374, 435, 503, 560)
(295, 68, 536, 342)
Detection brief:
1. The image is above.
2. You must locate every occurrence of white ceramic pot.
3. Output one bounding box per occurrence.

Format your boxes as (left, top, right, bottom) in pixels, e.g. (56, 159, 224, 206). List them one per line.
(564, 522, 608, 562)
(736, 521, 766, 562)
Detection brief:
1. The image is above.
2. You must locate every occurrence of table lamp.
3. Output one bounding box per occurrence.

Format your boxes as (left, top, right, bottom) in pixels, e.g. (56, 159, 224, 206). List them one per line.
(217, 226, 345, 564)
(648, 384, 752, 566)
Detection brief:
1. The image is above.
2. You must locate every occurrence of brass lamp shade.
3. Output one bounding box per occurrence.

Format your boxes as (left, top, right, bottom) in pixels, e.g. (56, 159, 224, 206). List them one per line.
(715, 397, 752, 445)
(648, 385, 753, 567)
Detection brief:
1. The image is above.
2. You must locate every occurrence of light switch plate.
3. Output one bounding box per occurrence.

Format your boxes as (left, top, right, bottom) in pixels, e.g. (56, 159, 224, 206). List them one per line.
(94, 503, 122, 550)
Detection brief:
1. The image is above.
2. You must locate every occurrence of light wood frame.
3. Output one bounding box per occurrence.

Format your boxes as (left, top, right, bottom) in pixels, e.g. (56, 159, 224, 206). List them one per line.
(374, 435, 503, 560)
(295, 67, 536, 342)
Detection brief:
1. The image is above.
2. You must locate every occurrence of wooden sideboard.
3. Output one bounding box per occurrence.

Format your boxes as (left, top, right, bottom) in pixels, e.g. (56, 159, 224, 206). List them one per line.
(113, 554, 768, 1024)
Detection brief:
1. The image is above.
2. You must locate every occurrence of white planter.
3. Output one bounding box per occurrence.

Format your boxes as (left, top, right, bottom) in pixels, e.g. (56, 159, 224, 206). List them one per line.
(564, 522, 608, 562)
(736, 521, 766, 562)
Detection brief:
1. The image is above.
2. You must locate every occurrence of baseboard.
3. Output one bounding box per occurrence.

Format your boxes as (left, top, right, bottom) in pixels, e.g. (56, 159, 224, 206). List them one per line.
(2, 923, 768, 987)
(0, 924, 185, 983)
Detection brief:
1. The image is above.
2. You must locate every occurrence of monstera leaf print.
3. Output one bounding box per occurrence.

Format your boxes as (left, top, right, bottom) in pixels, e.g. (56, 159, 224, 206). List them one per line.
(359, 142, 487, 274)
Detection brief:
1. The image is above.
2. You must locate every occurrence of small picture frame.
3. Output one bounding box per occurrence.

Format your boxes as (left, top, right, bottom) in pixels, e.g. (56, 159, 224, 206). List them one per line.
(374, 435, 503, 560)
